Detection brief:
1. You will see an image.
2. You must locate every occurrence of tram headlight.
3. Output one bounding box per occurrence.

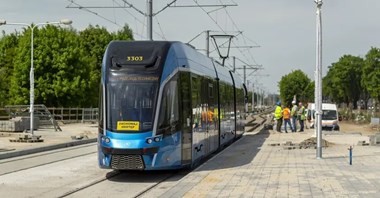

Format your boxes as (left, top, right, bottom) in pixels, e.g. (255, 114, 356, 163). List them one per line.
(154, 137, 160, 142)
(146, 138, 153, 144)
(102, 136, 111, 143)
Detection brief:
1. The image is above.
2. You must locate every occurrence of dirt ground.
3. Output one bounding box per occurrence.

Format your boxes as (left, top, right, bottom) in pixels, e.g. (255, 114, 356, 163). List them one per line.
(302, 120, 379, 136)
(339, 120, 379, 136)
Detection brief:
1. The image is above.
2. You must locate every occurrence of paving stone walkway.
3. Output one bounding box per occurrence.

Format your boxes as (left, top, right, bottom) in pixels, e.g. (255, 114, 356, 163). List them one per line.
(143, 125, 380, 198)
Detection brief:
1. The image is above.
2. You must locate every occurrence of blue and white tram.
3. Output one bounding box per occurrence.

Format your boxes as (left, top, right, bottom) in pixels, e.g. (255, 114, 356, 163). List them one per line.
(98, 41, 247, 170)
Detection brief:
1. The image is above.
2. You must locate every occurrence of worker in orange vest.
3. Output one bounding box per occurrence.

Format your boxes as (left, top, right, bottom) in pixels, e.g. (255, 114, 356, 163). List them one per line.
(283, 104, 293, 133)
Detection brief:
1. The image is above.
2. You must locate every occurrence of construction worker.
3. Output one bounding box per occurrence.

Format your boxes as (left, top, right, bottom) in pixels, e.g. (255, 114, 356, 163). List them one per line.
(274, 101, 283, 132)
(207, 108, 214, 129)
(291, 101, 298, 132)
(298, 102, 306, 132)
(302, 103, 308, 129)
(283, 105, 293, 133)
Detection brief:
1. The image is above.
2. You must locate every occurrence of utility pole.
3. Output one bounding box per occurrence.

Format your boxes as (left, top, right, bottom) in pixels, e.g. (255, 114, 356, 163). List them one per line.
(206, 30, 210, 57)
(243, 66, 246, 85)
(233, 57, 262, 85)
(255, 86, 259, 107)
(252, 83, 255, 112)
(68, 1, 237, 41)
(147, 0, 153, 40)
(250, 74, 269, 110)
(315, 0, 323, 159)
(235, 66, 261, 85)
(232, 56, 236, 72)
(233, 57, 265, 112)
(246, 80, 255, 113)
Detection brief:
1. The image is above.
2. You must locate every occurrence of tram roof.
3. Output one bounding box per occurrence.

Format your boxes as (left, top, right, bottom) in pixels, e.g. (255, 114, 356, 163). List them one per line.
(104, 41, 243, 87)
(169, 42, 236, 85)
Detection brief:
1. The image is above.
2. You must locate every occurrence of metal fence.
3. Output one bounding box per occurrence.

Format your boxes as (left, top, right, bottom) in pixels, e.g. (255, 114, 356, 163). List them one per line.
(0, 107, 98, 123)
(47, 107, 98, 123)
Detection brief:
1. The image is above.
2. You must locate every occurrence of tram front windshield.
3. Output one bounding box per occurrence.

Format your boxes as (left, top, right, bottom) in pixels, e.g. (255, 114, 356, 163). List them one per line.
(107, 80, 158, 132)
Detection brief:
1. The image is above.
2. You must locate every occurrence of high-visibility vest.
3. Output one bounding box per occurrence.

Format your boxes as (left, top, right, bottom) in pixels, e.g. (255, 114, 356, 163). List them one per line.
(299, 106, 306, 120)
(274, 106, 282, 120)
(214, 108, 219, 119)
(207, 110, 213, 122)
(283, 108, 290, 119)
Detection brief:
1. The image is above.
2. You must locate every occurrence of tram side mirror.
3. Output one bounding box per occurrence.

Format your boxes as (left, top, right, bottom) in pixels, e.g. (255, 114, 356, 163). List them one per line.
(157, 120, 180, 137)
(169, 120, 179, 135)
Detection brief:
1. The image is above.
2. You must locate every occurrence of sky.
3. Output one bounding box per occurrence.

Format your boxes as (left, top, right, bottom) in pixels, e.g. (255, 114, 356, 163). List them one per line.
(1, 0, 380, 95)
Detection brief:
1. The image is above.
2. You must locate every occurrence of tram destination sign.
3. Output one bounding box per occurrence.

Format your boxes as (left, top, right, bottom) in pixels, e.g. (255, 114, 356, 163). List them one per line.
(117, 76, 159, 81)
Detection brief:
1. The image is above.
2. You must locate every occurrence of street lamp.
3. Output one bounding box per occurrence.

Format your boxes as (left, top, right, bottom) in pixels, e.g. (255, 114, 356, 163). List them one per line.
(0, 19, 72, 136)
(315, 0, 323, 159)
(210, 34, 234, 66)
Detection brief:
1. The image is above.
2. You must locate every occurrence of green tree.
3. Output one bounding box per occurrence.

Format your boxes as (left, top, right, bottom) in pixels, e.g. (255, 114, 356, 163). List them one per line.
(0, 32, 18, 106)
(278, 70, 311, 106)
(78, 24, 133, 107)
(78, 25, 114, 107)
(323, 55, 364, 108)
(5, 24, 134, 107)
(8, 25, 86, 106)
(112, 24, 134, 41)
(302, 81, 315, 103)
(35, 25, 85, 107)
(323, 66, 344, 103)
(362, 47, 380, 103)
(9, 28, 31, 105)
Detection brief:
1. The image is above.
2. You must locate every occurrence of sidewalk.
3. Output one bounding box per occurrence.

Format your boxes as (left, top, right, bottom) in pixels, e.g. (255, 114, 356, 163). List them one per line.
(0, 123, 98, 159)
(143, 125, 380, 198)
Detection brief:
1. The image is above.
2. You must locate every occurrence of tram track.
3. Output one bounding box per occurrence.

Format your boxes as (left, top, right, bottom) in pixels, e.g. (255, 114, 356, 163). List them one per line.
(0, 113, 271, 197)
(0, 151, 96, 176)
(133, 176, 171, 198)
(133, 170, 190, 198)
(246, 111, 271, 132)
(57, 170, 121, 198)
(0, 143, 96, 164)
(56, 169, 189, 198)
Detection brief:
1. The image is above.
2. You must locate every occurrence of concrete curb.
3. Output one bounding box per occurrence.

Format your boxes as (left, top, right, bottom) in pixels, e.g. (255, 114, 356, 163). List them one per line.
(0, 138, 97, 160)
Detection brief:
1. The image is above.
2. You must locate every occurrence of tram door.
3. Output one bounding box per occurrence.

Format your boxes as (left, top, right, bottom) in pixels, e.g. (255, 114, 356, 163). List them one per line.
(191, 75, 218, 162)
(180, 73, 192, 165)
(191, 76, 203, 161)
(201, 78, 218, 155)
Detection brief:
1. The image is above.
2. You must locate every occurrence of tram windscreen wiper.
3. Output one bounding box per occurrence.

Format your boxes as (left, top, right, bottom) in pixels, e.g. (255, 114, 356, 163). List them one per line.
(111, 57, 122, 68)
(144, 56, 159, 68)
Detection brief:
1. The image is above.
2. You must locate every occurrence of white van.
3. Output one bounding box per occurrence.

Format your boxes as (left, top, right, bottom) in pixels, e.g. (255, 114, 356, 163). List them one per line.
(307, 103, 340, 131)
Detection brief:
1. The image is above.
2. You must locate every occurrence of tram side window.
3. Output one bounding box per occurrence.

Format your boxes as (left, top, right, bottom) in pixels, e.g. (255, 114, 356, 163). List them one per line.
(208, 84, 214, 98)
(218, 83, 225, 120)
(157, 77, 179, 135)
(237, 88, 245, 119)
